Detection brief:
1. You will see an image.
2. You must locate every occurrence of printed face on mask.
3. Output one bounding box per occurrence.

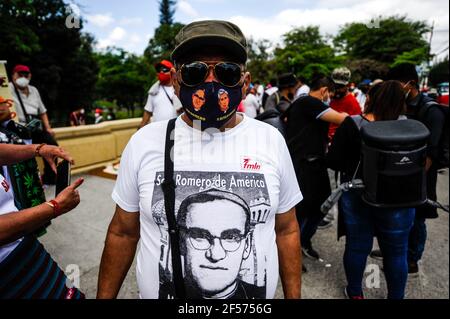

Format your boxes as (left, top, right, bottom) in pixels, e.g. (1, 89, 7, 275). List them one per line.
(181, 82, 242, 130)
(192, 89, 206, 111)
(218, 90, 230, 113)
(177, 60, 244, 131)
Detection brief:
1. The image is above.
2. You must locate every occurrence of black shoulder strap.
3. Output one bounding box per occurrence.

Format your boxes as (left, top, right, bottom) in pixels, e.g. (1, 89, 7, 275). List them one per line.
(161, 86, 174, 105)
(418, 100, 443, 121)
(12, 84, 31, 122)
(161, 118, 185, 299)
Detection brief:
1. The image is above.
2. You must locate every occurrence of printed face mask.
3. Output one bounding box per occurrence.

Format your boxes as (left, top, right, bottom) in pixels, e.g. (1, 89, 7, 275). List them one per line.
(179, 82, 242, 130)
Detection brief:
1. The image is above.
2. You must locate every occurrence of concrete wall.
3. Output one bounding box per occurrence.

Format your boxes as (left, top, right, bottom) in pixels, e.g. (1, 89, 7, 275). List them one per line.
(40, 118, 140, 174)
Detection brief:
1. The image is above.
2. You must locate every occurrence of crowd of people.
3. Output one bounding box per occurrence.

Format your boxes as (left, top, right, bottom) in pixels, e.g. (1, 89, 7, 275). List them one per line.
(0, 19, 447, 300)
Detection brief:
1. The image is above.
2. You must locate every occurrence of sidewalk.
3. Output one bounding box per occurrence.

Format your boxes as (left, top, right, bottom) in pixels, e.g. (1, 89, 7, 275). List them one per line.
(41, 169, 449, 299)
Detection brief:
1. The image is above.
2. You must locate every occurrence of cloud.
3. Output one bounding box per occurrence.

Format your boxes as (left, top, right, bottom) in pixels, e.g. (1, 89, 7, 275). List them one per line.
(119, 17, 144, 26)
(130, 34, 142, 44)
(109, 27, 127, 41)
(178, 0, 199, 18)
(97, 27, 127, 49)
(228, 0, 448, 55)
(86, 13, 115, 28)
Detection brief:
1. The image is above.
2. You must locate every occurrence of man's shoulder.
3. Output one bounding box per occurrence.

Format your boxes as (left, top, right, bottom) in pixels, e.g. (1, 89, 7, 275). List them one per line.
(148, 81, 161, 95)
(130, 119, 169, 148)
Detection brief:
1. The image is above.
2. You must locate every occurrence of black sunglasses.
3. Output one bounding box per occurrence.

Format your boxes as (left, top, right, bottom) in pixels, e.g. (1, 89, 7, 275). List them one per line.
(179, 61, 243, 88)
(156, 65, 171, 73)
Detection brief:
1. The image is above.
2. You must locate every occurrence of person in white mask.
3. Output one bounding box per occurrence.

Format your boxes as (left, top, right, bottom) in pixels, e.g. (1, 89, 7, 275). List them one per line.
(9, 65, 59, 185)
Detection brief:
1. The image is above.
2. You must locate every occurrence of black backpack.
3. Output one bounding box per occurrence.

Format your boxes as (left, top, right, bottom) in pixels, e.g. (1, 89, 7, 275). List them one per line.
(359, 118, 430, 208)
(414, 96, 449, 169)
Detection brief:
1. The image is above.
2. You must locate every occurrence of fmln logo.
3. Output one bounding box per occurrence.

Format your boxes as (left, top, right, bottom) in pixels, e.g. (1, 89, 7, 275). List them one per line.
(242, 157, 262, 171)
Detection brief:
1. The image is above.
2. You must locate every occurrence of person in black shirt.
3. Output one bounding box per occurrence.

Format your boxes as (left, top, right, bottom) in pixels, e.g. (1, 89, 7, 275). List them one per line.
(284, 76, 347, 260)
(383, 64, 446, 275)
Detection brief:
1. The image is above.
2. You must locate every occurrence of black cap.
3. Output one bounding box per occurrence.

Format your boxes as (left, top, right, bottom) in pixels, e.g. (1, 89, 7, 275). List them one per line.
(171, 20, 248, 64)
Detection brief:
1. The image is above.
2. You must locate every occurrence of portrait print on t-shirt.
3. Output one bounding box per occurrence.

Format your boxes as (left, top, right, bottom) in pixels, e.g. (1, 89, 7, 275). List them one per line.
(152, 171, 270, 299)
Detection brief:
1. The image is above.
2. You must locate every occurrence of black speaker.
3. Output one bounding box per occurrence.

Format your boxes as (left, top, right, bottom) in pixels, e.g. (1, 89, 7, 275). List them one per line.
(360, 120, 430, 208)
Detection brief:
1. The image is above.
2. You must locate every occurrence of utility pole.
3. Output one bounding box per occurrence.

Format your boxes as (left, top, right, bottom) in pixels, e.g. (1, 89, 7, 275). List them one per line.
(422, 21, 435, 91)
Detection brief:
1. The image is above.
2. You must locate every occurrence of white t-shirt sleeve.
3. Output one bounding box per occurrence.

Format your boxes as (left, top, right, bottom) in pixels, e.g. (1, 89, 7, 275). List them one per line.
(276, 135, 303, 214)
(112, 139, 140, 212)
(144, 93, 154, 113)
(35, 87, 47, 114)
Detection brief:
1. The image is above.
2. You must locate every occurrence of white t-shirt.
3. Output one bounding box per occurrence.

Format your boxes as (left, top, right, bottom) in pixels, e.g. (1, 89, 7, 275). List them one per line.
(112, 114, 303, 299)
(144, 82, 182, 123)
(243, 94, 259, 119)
(9, 83, 47, 124)
(256, 85, 264, 106)
(295, 85, 310, 99)
(354, 89, 367, 111)
(0, 167, 22, 264)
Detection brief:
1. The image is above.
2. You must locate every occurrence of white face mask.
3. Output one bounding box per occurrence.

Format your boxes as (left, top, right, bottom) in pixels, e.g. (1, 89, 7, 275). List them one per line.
(80, 109, 85, 115)
(16, 77, 30, 88)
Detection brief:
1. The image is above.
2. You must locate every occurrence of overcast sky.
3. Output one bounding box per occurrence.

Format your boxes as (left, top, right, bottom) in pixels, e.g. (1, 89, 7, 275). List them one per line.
(73, 0, 449, 61)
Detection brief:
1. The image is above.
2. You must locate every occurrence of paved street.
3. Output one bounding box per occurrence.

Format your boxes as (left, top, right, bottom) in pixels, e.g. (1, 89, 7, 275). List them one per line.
(40, 169, 449, 299)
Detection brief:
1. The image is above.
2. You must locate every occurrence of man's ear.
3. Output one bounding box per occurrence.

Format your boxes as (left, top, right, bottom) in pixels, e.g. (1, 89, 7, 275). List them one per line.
(171, 68, 180, 97)
(241, 72, 251, 99)
(243, 232, 252, 260)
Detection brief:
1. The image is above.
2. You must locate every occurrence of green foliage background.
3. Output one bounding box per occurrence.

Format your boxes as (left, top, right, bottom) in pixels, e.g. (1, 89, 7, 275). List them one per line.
(0, 1, 444, 126)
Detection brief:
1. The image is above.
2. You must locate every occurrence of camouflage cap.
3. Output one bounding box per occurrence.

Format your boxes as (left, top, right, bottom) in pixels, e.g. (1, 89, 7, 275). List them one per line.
(171, 20, 248, 64)
(332, 67, 352, 86)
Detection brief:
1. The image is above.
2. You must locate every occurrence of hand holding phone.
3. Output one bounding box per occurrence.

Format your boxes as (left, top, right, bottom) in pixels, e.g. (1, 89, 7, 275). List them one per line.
(53, 177, 84, 216)
(55, 160, 71, 197)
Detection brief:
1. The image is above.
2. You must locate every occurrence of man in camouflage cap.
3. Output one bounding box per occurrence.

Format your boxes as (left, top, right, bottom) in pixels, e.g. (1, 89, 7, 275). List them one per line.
(98, 20, 303, 300)
(328, 67, 361, 141)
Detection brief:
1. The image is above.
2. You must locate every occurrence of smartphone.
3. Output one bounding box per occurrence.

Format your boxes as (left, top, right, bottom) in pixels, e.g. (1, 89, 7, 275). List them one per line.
(55, 160, 71, 197)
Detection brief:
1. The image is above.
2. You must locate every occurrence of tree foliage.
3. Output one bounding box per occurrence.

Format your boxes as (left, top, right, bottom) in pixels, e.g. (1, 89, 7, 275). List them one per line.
(95, 48, 153, 115)
(144, 22, 184, 65)
(0, 0, 99, 126)
(159, 0, 176, 26)
(429, 58, 449, 87)
(246, 38, 276, 83)
(273, 26, 342, 81)
(334, 16, 430, 65)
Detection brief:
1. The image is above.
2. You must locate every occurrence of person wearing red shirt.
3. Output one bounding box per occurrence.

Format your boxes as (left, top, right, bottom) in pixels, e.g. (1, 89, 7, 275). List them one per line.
(328, 67, 361, 141)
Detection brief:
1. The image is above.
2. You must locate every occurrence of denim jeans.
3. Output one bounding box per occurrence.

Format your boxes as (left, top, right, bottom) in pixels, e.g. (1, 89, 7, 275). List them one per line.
(408, 217, 427, 263)
(340, 191, 415, 299)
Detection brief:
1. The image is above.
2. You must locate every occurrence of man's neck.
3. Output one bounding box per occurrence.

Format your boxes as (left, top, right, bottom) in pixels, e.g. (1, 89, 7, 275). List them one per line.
(280, 89, 292, 102)
(181, 112, 243, 132)
(309, 91, 321, 100)
(17, 85, 29, 96)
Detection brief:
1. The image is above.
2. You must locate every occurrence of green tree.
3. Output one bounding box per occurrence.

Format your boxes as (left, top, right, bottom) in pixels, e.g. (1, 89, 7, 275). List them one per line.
(247, 38, 276, 84)
(274, 26, 341, 81)
(0, 0, 98, 126)
(334, 16, 430, 65)
(144, 0, 183, 65)
(429, 58, 449, 87)
(346, 59, 389, 83)
(159, 0, 176, 25)
(95, 48, 153, 117)
(392, 47, 429, 67)
(144, 22, 184, 64)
